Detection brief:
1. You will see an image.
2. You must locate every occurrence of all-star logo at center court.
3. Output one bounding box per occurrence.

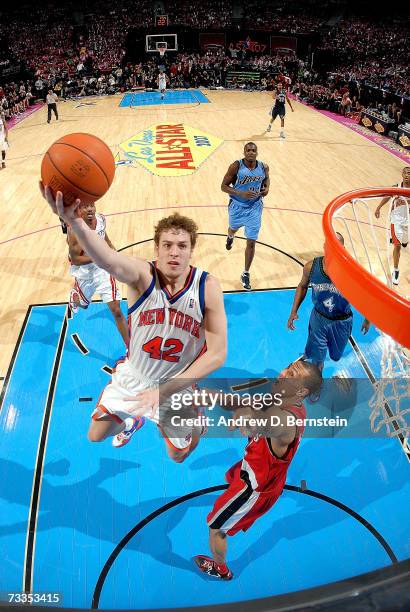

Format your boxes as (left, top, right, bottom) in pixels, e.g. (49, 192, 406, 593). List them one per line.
(118, 123, 223, 176)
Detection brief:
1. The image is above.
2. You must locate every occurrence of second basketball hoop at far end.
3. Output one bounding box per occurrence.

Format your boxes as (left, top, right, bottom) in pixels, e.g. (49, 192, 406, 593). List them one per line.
(145, 33, 177, 53)
(157, 42, 167, 60)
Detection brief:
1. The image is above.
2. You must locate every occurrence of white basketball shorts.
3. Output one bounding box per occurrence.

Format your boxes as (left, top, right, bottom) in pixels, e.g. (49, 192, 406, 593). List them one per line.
(71, 264, 121, 305)
(93, 359, 202, 451)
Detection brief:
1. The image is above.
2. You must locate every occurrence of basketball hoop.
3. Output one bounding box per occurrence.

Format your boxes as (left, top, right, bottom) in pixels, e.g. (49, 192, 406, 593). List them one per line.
(323, 187, 410, 438)
(323, 187, 410, 348)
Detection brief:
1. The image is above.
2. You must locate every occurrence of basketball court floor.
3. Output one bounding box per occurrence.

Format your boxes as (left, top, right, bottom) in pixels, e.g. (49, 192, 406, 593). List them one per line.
(0, 89, 409, 608)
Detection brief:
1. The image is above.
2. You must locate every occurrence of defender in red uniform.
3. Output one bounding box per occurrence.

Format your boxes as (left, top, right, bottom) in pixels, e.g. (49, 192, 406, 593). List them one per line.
(194, 359, 322, 580)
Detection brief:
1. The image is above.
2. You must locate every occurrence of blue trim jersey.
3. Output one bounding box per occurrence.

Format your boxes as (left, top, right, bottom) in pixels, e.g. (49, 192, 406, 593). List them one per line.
(230, 159, 266, 207)
(309, 257, 352, 319)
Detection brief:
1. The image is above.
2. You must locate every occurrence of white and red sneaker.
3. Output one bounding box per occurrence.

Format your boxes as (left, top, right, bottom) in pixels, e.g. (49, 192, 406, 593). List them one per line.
(194, 555, 233, 580)
(69, 288, 81, 314)
(112, 417, 145, 448)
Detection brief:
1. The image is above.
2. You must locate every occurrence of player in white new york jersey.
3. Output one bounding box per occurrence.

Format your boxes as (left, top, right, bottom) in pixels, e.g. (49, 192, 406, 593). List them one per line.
(40, 181, 227, 463)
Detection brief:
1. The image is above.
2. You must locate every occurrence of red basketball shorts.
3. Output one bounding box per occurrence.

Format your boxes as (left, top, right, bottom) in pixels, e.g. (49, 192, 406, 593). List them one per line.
(207, 461, 286, 536)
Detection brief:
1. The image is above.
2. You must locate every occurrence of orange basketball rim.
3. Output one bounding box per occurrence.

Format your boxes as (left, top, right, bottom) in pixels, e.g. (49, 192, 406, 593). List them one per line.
(323, 187, 410, 349)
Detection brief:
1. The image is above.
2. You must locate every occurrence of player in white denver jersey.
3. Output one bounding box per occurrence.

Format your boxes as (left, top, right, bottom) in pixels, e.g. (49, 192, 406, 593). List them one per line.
(40, 182, 227, 463)
(67, 201, 129, 346)
(375, 166, 410, 285)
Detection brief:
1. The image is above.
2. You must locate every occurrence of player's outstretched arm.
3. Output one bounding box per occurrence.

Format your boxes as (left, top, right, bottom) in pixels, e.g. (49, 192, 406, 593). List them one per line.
(286, 93, 294, 111)
(287, 260, 312, 330)
(40, 184, 151, 288)
(375, 197, 390, 218)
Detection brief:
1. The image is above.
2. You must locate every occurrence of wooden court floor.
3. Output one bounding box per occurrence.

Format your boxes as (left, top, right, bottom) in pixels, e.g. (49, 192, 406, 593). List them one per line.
(0, 89, 408, 376)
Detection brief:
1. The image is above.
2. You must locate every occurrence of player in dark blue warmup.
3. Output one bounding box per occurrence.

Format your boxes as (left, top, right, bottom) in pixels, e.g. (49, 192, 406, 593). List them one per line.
(287, 233, 370, 369)
(221, 142, 270, 290)
(267, 81, 294, 138)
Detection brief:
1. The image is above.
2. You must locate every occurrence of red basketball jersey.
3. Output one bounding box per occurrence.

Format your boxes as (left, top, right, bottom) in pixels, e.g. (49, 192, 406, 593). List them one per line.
(238, 404, 306, 493)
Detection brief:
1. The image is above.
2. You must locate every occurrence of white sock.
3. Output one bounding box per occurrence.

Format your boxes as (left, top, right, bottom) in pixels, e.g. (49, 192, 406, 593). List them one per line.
(393, 268, 399, 273)
(124, 417, 135, 430)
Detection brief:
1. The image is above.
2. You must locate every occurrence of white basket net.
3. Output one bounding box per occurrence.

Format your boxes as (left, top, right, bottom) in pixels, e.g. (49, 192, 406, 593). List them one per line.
(157, 43, 167, 58)
(369, 336, 410, 437)
(330, 189, 410, 438)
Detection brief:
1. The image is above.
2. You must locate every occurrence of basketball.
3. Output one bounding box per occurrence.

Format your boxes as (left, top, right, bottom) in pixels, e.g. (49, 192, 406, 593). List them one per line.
(41, 133, 115, 206)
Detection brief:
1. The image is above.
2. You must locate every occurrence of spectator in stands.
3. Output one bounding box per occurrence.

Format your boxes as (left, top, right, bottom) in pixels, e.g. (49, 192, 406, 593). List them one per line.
(350, 96, 362, 114)
(35, 76, 44, 101)
(329, 89, 342, 113)
(0, 0, 408, 149)
(388, 102, 402, 129)
(340, 91, 352, 116)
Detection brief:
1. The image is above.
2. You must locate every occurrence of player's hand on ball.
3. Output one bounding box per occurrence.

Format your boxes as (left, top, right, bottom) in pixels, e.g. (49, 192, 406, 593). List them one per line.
(287, 312, 298, 330)
(39, 182, 81, 223)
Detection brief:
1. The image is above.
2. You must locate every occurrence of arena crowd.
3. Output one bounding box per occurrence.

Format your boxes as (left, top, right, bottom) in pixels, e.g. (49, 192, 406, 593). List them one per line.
(0, 0, 408, 130)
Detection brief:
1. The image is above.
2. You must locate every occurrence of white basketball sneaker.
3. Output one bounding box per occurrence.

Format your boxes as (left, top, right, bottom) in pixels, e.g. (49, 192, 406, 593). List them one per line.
(112, 417, 145, 448)
(69, 288, 81, 314)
